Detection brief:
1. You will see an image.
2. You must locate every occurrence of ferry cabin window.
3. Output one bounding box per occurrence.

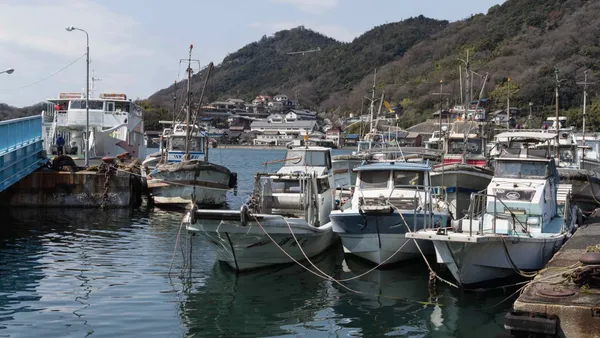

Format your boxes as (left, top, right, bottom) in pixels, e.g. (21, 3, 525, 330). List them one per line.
(393, 170, 424, 187)
(359, 171, 390, 189)
(494, 160, 547, 179)
(69, 100, 104, 110)
(271, 180, 301, 193)
(447, 139, 482, 154)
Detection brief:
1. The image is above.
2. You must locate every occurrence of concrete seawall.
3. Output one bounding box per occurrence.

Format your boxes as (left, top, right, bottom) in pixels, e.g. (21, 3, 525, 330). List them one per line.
(0, 170, 136, 208)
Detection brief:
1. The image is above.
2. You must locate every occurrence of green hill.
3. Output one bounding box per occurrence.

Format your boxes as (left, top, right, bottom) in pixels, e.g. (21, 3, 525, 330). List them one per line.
(147, 0, 600, 129)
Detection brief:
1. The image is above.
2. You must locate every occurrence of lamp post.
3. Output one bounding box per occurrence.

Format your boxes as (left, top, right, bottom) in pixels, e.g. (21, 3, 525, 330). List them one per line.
(66, 26, 90, 166)
(0, 68, 14, 75)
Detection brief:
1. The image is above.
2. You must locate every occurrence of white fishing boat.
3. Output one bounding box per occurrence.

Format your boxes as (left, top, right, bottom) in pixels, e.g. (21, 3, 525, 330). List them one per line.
(41, 92, 146, 159)
(330, 161, 449, 265)
(407, 145, 578, 285)
(145, 46, 236, 208)
(184, 146, 337, 271)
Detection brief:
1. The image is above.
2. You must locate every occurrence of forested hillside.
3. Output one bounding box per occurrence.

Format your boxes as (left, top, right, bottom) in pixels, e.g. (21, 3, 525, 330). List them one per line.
(147, 0, 600, 129)
(148, 16, 449, 110)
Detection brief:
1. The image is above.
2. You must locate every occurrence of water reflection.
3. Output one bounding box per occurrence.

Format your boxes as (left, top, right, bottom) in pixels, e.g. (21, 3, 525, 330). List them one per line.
(181, 245, 344, 337)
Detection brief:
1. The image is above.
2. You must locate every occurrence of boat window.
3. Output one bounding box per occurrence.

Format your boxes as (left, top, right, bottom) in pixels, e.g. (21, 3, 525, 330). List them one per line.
(558, 147, 575, 165)
(426, 143, 439, 150)
(393, 170, 424, 187)
(189, 137, 204, 152)
(271, 179, 301, 193)
(115, 102, 130, 113)
(169, 136, 186, 151)
(284, 150, 327, 166)
(495, 160, 547, 179)
(69, 100, 104, 110)
(447, 138, 482, 155)
(359, 170, 390, 189)
(317, 177, 330, 193)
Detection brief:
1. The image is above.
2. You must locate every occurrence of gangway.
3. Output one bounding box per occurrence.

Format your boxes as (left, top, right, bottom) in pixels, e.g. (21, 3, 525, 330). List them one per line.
(0, 115, 46, 192)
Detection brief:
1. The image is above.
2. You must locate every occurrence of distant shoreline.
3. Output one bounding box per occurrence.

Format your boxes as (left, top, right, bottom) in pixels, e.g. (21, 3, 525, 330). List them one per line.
(215, 144, 354, 151)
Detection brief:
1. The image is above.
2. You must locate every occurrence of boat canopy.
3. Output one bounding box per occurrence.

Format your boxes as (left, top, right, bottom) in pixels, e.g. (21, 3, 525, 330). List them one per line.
(354, 162, 431, 172)
(495, 132, 557, 141)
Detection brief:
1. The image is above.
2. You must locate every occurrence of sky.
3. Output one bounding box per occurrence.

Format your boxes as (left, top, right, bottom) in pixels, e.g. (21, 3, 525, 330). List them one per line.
(0, 0, 504, 107)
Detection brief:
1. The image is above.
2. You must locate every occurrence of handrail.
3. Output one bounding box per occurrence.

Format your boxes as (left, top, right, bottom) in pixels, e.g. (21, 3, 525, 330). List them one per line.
(467, 192, 530, 236)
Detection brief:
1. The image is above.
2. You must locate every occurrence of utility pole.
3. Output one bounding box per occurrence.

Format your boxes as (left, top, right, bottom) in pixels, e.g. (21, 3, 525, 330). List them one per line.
(507, 77, 511, 130)
(433, 80, 449, 136)
(577, 70, 595, 146)
(528, 102, 533, 128)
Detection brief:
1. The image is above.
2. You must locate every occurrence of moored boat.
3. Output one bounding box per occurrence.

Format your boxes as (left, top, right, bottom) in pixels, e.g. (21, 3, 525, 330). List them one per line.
(407, 145, 578, 285)
(330, 161, 449, 265)
(184, 146, 337, 271)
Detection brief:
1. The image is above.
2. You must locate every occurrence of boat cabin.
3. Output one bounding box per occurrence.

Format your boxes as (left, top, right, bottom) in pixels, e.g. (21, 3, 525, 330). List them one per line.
(352, 162, 435, 213)
(442, 133, 486, 167)
(483, 148, 560, 234)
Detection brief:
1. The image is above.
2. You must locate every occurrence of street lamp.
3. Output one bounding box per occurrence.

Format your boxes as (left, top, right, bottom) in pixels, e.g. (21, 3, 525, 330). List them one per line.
(66, 26, 90, 166)
(0, 68, 14, 75)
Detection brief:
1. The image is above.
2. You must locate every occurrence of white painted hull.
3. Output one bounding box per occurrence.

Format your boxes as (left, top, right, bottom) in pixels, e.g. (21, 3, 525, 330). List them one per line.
(187, 214, 336, 271)
(338, 233, 432, 264)
(432, 235, 566, 285)
(149, 161, 232, 207)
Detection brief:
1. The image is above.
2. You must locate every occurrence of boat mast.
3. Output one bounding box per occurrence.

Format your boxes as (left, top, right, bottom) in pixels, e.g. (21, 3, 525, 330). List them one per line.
(184, 44, 193, 160)
(554, 68, 560, 158)
(172, 80, 177, 125)
(578, 70, 595, 147)
(195, 62, 214, 162)
(369, 68, 377, 133)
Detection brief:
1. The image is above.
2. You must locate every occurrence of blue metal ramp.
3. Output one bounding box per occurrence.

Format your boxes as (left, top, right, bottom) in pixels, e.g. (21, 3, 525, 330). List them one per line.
(0, 115, 46, 192)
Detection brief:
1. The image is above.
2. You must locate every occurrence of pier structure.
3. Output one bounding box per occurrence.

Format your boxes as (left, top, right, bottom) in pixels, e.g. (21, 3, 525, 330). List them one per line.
(505, 216, 600, 337)
(0, 115, 46, 192)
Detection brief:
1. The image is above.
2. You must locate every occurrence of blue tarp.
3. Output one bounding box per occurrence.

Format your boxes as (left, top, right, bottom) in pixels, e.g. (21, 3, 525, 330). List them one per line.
(345, 134, 360, 139)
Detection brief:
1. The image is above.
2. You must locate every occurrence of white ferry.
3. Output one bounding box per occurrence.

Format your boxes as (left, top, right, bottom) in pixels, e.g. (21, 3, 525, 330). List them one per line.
(41, 92, 146, 159)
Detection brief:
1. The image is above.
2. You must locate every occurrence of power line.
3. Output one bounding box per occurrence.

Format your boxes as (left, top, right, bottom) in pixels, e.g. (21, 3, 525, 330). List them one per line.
(0, 53, 86, 92)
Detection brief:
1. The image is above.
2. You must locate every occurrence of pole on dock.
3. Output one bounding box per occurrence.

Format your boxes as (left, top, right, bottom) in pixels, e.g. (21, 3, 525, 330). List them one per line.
(432, 80, 449, 137)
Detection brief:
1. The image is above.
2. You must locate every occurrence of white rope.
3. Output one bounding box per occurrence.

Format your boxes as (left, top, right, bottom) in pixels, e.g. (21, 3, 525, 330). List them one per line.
(388, 201, 460, 289)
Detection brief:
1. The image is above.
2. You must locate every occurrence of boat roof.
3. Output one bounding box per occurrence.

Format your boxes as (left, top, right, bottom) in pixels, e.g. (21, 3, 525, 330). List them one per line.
(495, 131, 556, 140)
(354, 161, 431, 172)
(289, 146, 331, 151)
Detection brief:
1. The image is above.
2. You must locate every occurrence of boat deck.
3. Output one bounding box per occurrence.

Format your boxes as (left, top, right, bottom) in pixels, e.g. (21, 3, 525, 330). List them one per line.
(506, 214, 600, 337)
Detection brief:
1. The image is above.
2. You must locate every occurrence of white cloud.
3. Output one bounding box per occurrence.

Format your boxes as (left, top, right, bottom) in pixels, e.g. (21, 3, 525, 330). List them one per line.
(249, 21, 358, 42)
(0, 0, 157, 106)
(269, 0, 339, 14)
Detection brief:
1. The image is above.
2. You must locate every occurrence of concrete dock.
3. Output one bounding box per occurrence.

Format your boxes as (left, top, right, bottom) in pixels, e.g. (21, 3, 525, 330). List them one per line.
(0, 156, 144, 208)
(505, 216, 600, 337)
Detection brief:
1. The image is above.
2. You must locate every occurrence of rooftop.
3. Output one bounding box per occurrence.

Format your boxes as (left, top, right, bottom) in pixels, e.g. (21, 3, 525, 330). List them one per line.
(251, 120, 317, 128)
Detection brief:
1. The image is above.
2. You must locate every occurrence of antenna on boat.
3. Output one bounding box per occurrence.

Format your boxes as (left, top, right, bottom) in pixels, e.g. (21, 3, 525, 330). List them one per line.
(90, 70, 101, 97)
(195, 62, 214, 162)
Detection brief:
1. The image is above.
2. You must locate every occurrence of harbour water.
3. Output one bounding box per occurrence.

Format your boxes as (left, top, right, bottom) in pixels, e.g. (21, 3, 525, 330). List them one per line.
(0, 148, 515, 337)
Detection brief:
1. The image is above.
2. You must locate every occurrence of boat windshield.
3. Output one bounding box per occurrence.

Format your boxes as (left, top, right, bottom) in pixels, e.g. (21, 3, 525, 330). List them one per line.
(447, 138, 483, 155)
(285, 150, 327, 166)
(558, 147, 576, 165)
(393, 170, 424, 188)
(169, 136, 204, 152)
(495, 160, 547, 179)
(359, 170, 390, 190)
(270, 179, 301, 193)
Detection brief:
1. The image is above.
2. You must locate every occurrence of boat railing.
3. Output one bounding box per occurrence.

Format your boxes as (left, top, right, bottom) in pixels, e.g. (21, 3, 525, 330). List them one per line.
(389, 184, 447, 232)
(467, 192, 529, 236)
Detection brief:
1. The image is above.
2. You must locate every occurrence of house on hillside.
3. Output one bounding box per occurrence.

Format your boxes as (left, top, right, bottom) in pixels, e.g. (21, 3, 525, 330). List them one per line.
(250, 120, 317, 136)
(284, 109, 317, 121)
(274, 94, 288, 102)
(252, 95, 271, 105)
